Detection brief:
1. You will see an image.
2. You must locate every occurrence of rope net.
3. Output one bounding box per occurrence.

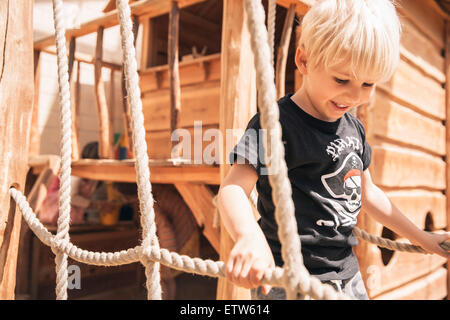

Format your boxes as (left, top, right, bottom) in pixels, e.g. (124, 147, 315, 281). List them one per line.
(9, 0, 449, 300)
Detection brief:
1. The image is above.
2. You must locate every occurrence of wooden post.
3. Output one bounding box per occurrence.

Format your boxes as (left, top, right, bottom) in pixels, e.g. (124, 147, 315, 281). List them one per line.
(0, 0, 34, 299)
(169, 0, 182, 158)
(68, 37, 80, 161)
(121, 16, 139, 158)
(29, 50, 41, 157)
(94, 26, 113, 159)
(217, 0, 257, 300)
(275, 3, 296, 99)
(174, 183, 220, 253)
(444, 20, 450, 301)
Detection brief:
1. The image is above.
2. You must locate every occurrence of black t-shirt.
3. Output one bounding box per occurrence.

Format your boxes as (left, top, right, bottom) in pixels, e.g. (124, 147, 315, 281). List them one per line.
(229, 93, 372, 281)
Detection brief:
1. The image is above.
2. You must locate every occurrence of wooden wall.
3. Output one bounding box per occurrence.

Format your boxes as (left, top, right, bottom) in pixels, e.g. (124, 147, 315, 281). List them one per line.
(140, 54, 221, 160)
(355, 0, 448, 300)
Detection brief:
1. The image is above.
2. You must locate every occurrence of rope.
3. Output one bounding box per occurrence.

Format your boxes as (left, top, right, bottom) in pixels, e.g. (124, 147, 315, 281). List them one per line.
(9, 187, 348, 300)
(51, 0, 73, 300)
(267, 0, 276, 66)
(116, 0, 162, 300)
(231, 192, 450, 254)
(243, 0, 308, 300)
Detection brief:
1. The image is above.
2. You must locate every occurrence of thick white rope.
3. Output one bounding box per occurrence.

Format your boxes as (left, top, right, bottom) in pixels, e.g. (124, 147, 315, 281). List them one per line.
(51, 0, 72, 300)
(267, 0, 276, 66)
(116, 0, 162, 300)
(243, 0, 306, 300)
(9, 187, 348, 300)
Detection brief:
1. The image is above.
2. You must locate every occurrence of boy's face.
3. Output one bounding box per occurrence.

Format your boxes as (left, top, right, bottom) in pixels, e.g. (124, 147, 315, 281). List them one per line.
(295, 47, 377, 122)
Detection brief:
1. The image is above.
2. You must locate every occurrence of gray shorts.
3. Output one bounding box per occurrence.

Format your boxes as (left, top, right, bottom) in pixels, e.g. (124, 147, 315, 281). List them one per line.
(251, 271, 369, 300)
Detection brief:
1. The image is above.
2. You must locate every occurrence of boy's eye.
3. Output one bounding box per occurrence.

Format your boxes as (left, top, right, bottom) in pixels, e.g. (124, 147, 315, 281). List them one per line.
(334, 77, 348, 85)
(363, 82, 374, 88)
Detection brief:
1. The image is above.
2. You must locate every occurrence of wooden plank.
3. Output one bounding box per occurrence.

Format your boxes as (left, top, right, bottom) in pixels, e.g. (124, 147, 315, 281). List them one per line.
(373, 267, 447, 300)
(34, 0, 209, 50)
(444, 19, 450, 302)
(385, 190, 447, 230)
(397, 0, 445, 49)
(0, 0, 34, 299)
(139, 53, 221, 92)
(372, 91, 445, 156)
(69, 38, 81, 161)
(71, 159, 220, 184)
(169, 1, 182, 154)
(371, 144, 446, 189)
(146, 124, 219, 160)
(120, 17, 140, 157)
(277, 0, 313, 16)
(355, 213, 447, 298)
(399, 15, 444, 73)
(217, 0, 257, 300)
(94, 26, 113, 159)
(142, 81, 220, 131)
(377, 58, 445, 121)
(275, 3, 296, 99)
(174, 183, 220, 253)
(29, 50, 41, 157)
(140, 17, 150, 69)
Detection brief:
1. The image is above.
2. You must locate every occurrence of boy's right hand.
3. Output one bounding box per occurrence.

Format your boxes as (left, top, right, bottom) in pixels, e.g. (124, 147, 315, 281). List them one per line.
(225, 231, 275, 294)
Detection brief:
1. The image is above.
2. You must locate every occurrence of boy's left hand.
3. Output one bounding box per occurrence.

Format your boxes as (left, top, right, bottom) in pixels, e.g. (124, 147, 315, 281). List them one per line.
(415, 231, 450, 259)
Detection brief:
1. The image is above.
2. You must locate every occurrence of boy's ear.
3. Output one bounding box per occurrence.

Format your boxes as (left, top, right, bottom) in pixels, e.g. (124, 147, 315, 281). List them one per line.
(295, 46, 308, 75)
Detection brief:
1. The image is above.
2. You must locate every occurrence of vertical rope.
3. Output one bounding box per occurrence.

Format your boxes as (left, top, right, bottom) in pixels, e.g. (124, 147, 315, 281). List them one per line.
(267, 0, 276, 67)
(116, 0, 162, 300)
(51, 0, 72, 300)
(243, 0, 306, 300)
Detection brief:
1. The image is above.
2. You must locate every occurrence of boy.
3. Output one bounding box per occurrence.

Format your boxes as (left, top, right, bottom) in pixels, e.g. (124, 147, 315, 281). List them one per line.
(217, 0, 450, 300)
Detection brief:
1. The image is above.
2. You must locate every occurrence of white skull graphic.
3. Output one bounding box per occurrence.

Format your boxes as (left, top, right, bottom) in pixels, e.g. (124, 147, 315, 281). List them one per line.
(343, 169, 361, 212)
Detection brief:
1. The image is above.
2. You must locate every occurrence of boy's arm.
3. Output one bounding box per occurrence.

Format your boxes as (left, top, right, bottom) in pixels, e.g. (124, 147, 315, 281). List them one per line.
(361, 169, 450, 259)
(217, 163, 275, 292)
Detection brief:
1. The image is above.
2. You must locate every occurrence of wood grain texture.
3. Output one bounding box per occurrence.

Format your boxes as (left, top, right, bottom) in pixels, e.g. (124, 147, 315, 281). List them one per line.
(217, 0, 257, 300)
(175, 183, 220, 253)
(0, 0, 34, 299)
(372, 91, 445, 156)
(373, 267, 447, 300)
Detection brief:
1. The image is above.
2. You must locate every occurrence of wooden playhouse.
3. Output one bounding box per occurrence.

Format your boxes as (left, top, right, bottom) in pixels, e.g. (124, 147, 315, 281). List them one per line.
(0, 0, 449, 300)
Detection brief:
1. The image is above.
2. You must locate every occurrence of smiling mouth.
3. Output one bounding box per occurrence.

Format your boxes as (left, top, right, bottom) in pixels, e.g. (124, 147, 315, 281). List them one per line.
(331, 101, 351, 110)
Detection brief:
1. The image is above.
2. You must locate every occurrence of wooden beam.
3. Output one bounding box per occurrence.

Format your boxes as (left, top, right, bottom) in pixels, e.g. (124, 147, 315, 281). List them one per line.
(0, 0, 34, 299)
(277, 0, 314, 16)
(169, 1, 182, 156)
(34, 0, 209, 51)
(444, 20, 450, 301)
(94, 26, 113, 159)
(174, 183, 220, 253)
(68, 37, 80, 161)
(217, 0, 257, 300)
(121, 17, 140, 157)
(70, 159, 220, 184)
(275, 3, 296, 99)
(29, 50, 41, 157)
(41, 46, 123, 71)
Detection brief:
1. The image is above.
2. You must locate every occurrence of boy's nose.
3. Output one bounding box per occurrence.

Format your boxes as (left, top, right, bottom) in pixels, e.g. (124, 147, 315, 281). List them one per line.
(345, 88, 362, 105)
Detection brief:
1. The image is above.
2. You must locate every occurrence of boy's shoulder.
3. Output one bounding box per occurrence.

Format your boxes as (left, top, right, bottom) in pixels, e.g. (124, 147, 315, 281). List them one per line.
(342, 112, 367, 137)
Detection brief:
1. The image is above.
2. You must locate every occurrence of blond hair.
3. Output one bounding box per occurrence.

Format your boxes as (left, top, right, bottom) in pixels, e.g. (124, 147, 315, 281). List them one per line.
(299, 0, 402, 83)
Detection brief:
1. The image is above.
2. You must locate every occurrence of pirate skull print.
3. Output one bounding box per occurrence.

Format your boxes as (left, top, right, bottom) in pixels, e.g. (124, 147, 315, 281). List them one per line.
(316, 152, 363, 229)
